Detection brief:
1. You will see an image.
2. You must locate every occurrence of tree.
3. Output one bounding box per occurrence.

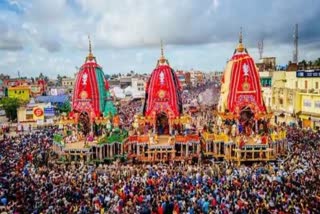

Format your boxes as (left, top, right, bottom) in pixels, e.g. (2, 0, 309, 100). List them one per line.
(58, 101, 71, 114)
(0, 97, 22, 121)
(299, 60, 307, 69)
(39, 72, 45, 79)
(57, 74, 63, 86)
(105, 74, 110, 80)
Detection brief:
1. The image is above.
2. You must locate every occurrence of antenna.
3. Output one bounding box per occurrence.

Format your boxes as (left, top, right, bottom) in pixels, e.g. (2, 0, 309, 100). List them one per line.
(258, 39, 264, 59)
(293, 24, 298, 64)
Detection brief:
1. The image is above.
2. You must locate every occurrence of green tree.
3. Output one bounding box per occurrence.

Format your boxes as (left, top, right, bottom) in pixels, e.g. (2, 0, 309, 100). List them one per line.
(105, 74, 110, 80)
(299, 59, 307, 69)
(57, 74, 63, 86)
(0, 97, 22, 121)
(39, 72, 45, 79)
(58, 101, 71, 114)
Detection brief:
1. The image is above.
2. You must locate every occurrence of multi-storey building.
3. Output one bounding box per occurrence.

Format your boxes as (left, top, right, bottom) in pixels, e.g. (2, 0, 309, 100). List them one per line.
(8, 85, 31, 102)
(270, 69, 320, 128)
(61, 77, 75, 94)
(294, 69, 320, 129)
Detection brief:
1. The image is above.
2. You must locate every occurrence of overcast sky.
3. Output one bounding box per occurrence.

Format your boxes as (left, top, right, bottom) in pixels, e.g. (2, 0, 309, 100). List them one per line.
(0, 0, 319, 78)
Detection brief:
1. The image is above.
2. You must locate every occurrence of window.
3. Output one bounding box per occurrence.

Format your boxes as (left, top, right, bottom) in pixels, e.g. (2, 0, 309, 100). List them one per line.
(305, 80, 308, 89)
(316, 82, 319, 89)
(26, 114, 33, 120)
(279, 98, 283, 105)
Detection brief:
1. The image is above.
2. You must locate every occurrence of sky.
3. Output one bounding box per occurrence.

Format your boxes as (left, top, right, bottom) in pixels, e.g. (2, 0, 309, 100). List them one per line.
(0, 0, 319, 78)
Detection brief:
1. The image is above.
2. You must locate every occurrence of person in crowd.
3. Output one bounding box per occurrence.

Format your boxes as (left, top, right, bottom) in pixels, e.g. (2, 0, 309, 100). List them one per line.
(0, 126, 319, 213)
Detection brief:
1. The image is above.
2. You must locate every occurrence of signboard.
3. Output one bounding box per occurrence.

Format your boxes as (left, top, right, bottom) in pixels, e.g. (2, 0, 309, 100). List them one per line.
(44, 107, 55, 117)
(33, 106, 44, 120)
(296, 70, 320, 78)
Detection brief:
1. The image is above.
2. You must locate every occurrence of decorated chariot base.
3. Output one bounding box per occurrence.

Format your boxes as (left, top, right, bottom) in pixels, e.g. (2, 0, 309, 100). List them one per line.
(53, 115, 128, 163)
(51, 38, 128, 163)
(204, 31, 288, 164)
(126, 114, 200, 163)
(201, 125, 287, 164)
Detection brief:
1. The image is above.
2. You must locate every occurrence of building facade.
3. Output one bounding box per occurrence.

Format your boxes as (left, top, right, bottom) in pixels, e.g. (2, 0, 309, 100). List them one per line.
(131, 77, 146, 92)
(62, 77, 75, 94)
(271, 71, 297, 124)
(294, 70, 320, 129)
(8, 86, 31, 101)
(270, 69, 320, 128)
(259, 71, 273, 111)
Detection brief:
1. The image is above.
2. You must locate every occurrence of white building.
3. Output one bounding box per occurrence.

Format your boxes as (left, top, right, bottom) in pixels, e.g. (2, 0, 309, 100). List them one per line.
(61, 77, 75, 94)
(131, 77, 146, 93)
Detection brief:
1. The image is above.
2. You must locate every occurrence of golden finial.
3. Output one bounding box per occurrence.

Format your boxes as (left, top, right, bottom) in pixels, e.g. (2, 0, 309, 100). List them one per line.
(86, 35, 94, 61)
(236, 27, 245, 52)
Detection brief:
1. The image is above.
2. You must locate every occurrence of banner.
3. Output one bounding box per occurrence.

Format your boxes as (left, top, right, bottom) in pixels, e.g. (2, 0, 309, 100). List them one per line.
(44, 107, 55, 117)
(33, 106, 44, 120)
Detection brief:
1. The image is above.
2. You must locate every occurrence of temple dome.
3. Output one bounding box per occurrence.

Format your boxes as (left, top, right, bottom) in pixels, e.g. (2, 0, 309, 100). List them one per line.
(219, 31, 266, 115)
(143, 41, 182, 118)
(72, 36, 116, 117)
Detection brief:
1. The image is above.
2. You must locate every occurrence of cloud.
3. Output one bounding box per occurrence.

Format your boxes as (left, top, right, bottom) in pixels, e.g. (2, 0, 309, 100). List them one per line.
(0, 15, 24, 50)
(0, 38, 23, 51)
(0, 0, 320, 77)
(5, 0, 320, 49)
(40, 38, 62, 52)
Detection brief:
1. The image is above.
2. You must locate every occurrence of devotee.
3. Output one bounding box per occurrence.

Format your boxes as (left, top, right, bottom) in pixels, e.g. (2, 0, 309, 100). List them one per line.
(0, 125, 319, 213)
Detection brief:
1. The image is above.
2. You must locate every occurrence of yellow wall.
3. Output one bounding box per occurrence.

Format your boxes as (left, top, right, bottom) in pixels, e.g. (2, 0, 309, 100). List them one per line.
(284, 71, 297, 89)
(271, 70, 320, 128)
(296, 93, 320, 113)
(8, 87, 30, 101)
(295, 93, 320, 128)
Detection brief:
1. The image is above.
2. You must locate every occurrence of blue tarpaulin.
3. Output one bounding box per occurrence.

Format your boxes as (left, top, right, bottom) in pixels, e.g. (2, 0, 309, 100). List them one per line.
(36, 95, 68, 104)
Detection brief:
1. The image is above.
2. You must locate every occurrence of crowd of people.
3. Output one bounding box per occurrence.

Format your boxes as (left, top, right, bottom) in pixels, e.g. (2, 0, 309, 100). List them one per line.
(181, 82, 218, 106)
(0, 126, 319, 213)
(117, 81, 218, 129)
(118, 99, 143, 129)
